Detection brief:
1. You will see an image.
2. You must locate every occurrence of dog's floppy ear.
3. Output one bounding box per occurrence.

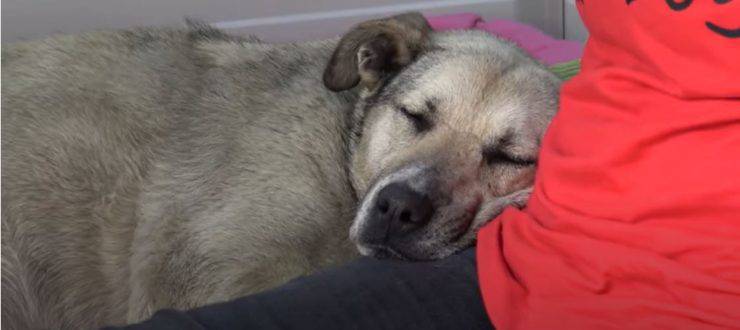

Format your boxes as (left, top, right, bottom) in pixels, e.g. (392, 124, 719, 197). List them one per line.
(323, 12, 431, 92)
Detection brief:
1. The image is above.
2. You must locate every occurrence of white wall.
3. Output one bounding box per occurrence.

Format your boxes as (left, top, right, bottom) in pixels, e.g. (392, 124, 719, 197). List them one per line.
(2, 0, 574, 43)
(216, 0, 518, 43)
(564, 0, 588, 42)
(516, 0, 562, 41)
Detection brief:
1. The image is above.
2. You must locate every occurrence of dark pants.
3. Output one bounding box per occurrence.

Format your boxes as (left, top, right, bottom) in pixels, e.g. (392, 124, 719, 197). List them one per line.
(107, 248, 492, 330)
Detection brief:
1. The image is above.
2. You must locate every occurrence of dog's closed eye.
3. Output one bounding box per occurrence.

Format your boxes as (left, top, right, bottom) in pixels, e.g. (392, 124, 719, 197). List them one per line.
(482, 148, 536, 167)
(397, 106, 432, 133)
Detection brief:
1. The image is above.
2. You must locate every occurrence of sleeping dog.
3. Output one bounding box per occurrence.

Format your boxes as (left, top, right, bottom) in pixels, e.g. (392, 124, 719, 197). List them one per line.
(1, 13, 559, 328)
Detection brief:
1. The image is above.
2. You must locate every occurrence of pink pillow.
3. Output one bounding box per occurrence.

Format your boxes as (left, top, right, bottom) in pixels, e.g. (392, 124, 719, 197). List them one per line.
(426, 13, 583, 65)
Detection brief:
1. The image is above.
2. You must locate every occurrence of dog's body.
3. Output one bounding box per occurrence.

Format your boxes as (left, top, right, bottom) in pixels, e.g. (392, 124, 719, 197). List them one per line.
(1, 14, 559, 329)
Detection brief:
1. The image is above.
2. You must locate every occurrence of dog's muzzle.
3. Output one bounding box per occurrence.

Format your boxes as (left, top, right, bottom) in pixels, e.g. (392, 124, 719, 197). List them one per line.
(361, 182, 435, 245)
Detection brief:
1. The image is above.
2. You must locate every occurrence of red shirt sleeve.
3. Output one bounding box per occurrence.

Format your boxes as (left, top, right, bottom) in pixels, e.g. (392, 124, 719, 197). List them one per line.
(476, 1, 740, 329)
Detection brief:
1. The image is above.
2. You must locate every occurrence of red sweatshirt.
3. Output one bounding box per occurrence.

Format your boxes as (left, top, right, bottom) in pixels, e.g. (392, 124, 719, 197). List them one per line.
(476, 1, 740, 329)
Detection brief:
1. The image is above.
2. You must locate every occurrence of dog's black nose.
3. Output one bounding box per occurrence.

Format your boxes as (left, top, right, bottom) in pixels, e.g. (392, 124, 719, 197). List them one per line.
(373, 182, 434, 235)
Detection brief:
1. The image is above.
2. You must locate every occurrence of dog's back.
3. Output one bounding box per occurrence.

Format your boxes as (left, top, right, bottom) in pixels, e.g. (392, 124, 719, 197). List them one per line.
(2, 27, 358, 328)
(1, 28, 206, 328)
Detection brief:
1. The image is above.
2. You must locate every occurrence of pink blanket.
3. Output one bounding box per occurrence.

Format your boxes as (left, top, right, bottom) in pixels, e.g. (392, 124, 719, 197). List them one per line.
(426, 13, 582, 65)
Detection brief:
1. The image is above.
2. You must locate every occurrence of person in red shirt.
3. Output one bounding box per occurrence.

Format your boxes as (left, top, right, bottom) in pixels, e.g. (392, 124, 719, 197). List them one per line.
(111, 1, 740, 329)
(478, 1, 740, 328)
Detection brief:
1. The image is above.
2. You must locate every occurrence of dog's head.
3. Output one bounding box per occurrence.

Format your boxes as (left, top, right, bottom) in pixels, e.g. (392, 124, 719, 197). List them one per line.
(324, 13, 560, 260)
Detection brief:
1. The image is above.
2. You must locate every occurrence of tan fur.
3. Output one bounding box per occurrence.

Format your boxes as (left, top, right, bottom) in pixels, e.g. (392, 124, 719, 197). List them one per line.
(1, 13, 559, 329)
